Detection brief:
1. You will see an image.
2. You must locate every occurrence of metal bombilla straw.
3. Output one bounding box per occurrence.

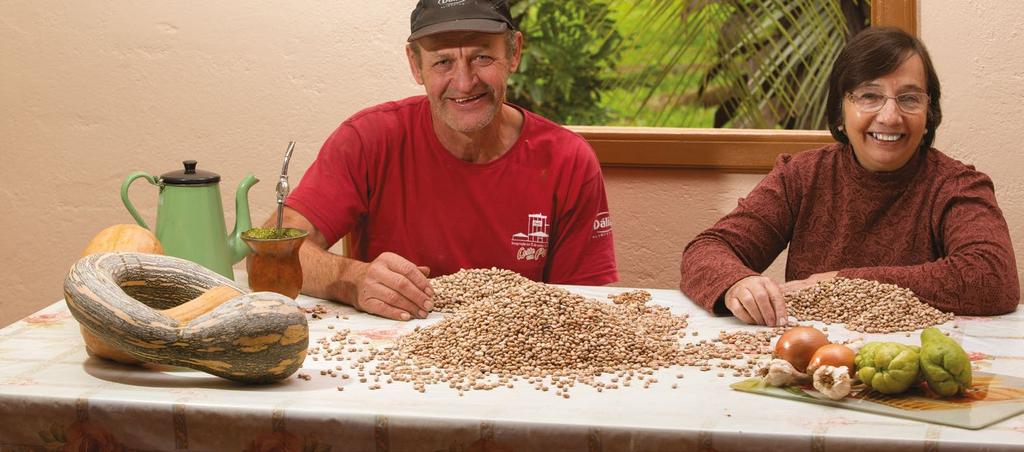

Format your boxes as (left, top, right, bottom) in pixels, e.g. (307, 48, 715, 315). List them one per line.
(275, 141, 295, 232)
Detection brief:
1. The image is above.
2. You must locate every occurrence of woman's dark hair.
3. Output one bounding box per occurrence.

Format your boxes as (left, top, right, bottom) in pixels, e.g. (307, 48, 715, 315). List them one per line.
(826, 27, 942, 150)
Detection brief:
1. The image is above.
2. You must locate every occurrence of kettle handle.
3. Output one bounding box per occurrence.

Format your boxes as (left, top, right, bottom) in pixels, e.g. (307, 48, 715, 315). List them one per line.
(120, 171, 160, 230)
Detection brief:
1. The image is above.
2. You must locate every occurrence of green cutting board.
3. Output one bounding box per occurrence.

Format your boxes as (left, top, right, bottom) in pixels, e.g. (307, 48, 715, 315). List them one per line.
(731, 371, 1024, 430)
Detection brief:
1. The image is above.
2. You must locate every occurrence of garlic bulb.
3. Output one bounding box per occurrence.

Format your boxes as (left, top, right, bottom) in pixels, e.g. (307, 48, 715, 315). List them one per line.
(813, 365, 852, 400)
(765, 358, 809, 387)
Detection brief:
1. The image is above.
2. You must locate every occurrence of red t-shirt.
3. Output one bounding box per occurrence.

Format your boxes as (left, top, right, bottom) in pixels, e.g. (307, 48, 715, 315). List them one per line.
(287, 96, 618, 285)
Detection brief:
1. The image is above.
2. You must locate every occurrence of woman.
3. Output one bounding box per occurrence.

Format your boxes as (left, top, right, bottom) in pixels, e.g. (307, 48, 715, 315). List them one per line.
(679, 27, 1018, 326)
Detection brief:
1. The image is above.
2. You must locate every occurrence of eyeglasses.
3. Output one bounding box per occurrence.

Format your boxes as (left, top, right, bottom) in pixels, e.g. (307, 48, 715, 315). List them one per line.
(846, 90, 930, 114)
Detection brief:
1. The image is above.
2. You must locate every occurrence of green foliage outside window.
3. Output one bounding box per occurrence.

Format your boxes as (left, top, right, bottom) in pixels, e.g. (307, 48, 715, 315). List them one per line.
(507, 0, 623, 125)
(506, 0, 870, 129)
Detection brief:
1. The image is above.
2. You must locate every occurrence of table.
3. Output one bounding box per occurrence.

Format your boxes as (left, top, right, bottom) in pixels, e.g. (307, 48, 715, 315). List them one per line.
(1, 284, 1022, 451)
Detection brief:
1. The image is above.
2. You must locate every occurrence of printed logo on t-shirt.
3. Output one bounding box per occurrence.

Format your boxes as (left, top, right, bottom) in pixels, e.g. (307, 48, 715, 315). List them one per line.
(592, 211, 613, 239)
(511, 213, 549, 261)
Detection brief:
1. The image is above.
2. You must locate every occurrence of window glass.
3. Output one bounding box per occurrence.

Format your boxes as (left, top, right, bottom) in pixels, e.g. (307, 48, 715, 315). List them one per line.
(508, 0, 871, 129)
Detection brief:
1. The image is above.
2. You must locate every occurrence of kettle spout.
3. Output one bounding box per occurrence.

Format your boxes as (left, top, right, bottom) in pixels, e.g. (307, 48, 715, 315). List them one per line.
(228, 173, 259, 263)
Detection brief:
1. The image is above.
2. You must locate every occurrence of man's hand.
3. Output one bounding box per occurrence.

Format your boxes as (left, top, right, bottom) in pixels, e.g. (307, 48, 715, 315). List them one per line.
(779, 271, 839, 295)
(351, 252, 434, 321)
(724, 275, 787, 326)
(269, 207, 435, 321)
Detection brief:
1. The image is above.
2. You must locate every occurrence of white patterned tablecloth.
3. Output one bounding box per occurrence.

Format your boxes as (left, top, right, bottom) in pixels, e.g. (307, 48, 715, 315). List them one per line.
(1, 283, 1022, 451)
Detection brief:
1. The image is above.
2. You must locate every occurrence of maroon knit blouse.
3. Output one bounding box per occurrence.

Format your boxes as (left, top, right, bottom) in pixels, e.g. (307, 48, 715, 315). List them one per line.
(679, 143, 1019, 316)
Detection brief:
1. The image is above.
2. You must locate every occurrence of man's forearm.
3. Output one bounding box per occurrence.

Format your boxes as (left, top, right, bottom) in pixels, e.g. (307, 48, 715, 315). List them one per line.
(261, 206, 366, 306)
(297, 242, 366, 306)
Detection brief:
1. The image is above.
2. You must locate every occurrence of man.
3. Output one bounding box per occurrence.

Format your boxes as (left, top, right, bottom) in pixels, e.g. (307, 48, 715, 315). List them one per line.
(277, 0, 617, 321)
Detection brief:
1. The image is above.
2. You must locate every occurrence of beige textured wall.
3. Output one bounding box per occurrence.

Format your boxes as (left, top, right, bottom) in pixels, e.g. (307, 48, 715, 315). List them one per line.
(602, 169, 777, 289)
(2, 1, 1022, 327)
(1, 1, 422, 327)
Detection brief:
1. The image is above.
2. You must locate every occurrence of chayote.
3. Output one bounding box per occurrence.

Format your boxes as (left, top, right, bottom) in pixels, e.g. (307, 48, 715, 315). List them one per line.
(919, 327, 972, 397)
(855, 342, 921, 394)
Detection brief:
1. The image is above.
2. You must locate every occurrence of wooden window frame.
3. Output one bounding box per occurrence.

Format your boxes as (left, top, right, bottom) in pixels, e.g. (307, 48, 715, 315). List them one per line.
(571, 0, 917, 173)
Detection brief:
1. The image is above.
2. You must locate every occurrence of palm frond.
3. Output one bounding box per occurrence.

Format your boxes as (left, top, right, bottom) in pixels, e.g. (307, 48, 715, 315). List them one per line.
(602, 0, 869, 128)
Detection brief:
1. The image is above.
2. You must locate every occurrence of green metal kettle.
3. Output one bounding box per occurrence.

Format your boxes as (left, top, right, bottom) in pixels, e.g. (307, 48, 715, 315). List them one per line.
(120, 160, 258, 280)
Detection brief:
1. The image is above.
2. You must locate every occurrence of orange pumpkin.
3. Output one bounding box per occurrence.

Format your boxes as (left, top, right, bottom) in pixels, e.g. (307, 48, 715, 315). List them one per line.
(82, 224, 163, 256)
(79, 224, 164, 365)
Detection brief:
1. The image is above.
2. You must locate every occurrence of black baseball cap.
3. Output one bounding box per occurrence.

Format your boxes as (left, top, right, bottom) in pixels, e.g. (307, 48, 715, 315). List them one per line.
(408, 0, 515, 42)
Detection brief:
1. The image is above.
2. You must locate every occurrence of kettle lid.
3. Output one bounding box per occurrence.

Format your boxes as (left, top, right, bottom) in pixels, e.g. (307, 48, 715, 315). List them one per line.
(161, 160, 221, 185)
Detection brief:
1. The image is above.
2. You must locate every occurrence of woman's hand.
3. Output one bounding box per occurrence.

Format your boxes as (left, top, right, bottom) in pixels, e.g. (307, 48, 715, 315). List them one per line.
(780, 271, 839, 294)
(724, 276, 787, 326)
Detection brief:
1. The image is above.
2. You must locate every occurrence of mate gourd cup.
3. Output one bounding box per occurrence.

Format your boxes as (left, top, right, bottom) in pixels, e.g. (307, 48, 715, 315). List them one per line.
(241, 227, 308, 299)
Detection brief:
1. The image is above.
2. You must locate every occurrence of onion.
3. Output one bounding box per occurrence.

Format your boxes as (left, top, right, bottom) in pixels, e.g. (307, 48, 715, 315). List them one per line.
(806, 344, 856, 376)
(774, 326, 830, 372)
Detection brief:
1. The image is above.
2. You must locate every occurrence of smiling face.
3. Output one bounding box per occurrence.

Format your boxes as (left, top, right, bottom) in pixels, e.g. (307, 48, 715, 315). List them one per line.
(842, 53, 929, 172)
(407, 31, 521, 137)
